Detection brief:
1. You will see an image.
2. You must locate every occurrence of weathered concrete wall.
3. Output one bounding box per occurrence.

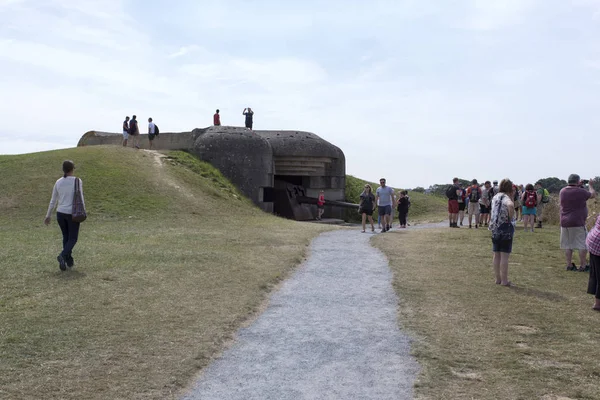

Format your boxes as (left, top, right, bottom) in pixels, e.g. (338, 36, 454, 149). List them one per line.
(78, 130, 197, 150)
(192, 127, 274, 213)
(78, 126, 346, 219)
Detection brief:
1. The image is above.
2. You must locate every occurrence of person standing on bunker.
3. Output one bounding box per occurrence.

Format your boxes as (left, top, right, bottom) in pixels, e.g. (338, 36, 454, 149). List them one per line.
(214, 109, 221, 126)
(243, 107, 254, 130)
(122, 116, 130, 147)
(359, 184, 376, 233)
(148, 117, 157, 149)
(129, 115, 140, 149)
(316, 190, 325, 220)
(44, 160, 85, 271)
(376, 178, 395, 233)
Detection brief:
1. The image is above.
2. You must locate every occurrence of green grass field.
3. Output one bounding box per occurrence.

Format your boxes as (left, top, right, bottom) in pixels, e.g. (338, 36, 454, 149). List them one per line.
(0, 146, 330, 399)
(373, 223, 600, 400)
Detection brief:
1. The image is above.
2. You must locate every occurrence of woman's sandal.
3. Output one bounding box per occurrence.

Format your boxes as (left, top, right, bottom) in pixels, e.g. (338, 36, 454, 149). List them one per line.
(501, 281, 514, 287)
(361, 230, 366, 233)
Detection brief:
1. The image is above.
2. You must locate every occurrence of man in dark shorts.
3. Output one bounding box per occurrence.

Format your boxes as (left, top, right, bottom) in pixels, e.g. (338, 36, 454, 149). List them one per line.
(129, 115, 140, 149)
(447, 177, 461, 228)
(376, 178, 395, 232)
(243, 107, 254, 130)
(148, 117, 156, 149)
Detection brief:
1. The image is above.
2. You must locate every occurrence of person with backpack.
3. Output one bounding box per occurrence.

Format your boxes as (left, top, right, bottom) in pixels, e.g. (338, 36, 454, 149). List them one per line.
(44, 160, 85, 271)
(446, 177, 461, 228)
(129, 115, 140, 149)
(466, 179, 482, 228)
(148, 117, 158, 149)
(521, 183, 541, 232)
(397, 190, 410, 228)
(513, 184, 522, 222)
(490, 178, 516, 286)
(535, 181, 550, 228)
(457, 184, 467, 226)
(479, 181, 492, 227)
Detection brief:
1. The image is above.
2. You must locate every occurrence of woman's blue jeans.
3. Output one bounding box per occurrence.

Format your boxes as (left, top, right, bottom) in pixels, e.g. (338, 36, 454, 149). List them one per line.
(56, 212, 80, 258)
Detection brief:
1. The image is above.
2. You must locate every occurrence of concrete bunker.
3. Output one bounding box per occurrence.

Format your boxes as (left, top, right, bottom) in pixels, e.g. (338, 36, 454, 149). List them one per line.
(78, 126, 347, 220)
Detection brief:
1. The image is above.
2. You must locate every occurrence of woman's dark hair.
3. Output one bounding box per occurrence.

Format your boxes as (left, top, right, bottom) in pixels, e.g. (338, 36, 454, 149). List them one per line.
(525, 183, 534, 191)
(62, 160, 75, 178)
(499, 179, 513, 194)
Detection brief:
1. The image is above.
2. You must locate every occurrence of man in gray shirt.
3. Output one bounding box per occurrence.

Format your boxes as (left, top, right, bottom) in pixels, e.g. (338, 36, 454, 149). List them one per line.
(376, 178, 395, 232)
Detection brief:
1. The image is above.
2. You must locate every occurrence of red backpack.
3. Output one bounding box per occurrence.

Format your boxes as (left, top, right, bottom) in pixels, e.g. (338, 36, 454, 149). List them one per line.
(524, 190, 537, 208)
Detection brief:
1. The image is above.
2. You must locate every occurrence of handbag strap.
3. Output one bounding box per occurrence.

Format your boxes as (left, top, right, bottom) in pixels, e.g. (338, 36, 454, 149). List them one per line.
(495, 194, 505, 225)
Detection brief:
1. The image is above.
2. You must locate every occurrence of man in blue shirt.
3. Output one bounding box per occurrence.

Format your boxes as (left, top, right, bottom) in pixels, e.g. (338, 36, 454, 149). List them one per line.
(376, 178, 395, 232)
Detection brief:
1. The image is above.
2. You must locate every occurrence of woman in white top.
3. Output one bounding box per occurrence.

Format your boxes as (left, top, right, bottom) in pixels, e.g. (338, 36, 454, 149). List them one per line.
(489, 179, 515, 286)
(44, 160, 85, 271)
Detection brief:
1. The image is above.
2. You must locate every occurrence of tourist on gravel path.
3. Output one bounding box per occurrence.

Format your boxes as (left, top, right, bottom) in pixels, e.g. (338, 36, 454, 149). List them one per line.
(446, 177, 461, 228)
(535, 181, 550, 228)
(122, 116, 130, 147)
(214, 109, 221, 126)
(376, 178, 395, 232)
(560, 174, 596, 272)
(479, 181, 492, 227)
(44, 160, 85, 271)
(466, 179, 481, 228)
(521, 183, 540, 232)
(585, 214, 600, 311)
(129, 115, 140, 149)
(490, 178, 516, 287)
(243, 107, 254, 130)
(458, 183, 466, 226)
(148, 117, 157, 149)
(397, 190, 410, 229)
(316, 190, 325, 220)
(359, 184, 376, 233)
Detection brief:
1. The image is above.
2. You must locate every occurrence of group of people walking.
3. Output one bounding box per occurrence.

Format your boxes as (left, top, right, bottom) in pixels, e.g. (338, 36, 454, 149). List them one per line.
(357, 178, 410, 233)
(445, 174, 600, 311)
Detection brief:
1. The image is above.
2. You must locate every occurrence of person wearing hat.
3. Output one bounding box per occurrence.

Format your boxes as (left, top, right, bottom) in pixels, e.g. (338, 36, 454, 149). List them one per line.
(559, 174, 596, 271)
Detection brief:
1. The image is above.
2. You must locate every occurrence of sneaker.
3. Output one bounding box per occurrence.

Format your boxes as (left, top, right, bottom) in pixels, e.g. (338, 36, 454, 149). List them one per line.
(460, 222, 463, 226)
(66, 256, 74, 268)
(57, 254, 67, 271)
(566, 262, 578, 271)
(469, 224, 472, 229)
(475, 224, 478, 229)
(579, 265, 590, 272)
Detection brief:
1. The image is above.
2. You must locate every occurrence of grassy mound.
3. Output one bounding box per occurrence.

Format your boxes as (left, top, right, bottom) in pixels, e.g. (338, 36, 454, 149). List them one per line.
(345, 175, 447, 223)
(0, 146, 329, 399)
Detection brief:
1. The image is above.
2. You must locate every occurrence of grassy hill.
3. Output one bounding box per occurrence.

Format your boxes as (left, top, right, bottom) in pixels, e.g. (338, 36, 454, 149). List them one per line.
(0, 146, 330, 400)
(345, 175, 447, 223)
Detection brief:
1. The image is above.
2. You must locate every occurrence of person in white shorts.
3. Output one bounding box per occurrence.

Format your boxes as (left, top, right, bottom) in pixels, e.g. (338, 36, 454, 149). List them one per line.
(560, 174, 596, 271)
(122, 116, 130, 147)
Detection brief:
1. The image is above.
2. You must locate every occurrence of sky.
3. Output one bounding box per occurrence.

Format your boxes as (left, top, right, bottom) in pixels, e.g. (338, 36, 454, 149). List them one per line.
(1, 0, 600, 189)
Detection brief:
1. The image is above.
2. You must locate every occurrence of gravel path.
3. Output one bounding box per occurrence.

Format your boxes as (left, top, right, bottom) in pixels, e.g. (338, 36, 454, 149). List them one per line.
(181, 230, 419, 400)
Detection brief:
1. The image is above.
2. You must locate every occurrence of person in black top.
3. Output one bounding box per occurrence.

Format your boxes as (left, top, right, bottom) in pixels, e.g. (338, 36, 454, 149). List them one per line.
(243, 107, 254, 130)
(122, 116, 130, 147)
(397, 190, 410, 228)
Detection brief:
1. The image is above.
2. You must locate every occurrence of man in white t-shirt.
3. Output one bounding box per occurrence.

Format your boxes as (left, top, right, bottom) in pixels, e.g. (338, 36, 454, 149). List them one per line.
(148, 117, 156, 149)
(376, 178, 395, 233)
